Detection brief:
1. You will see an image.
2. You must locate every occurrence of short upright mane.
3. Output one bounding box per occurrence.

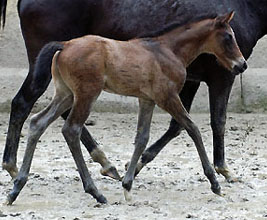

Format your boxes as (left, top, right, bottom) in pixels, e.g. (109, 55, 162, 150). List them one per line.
(139, 13, 218, 39)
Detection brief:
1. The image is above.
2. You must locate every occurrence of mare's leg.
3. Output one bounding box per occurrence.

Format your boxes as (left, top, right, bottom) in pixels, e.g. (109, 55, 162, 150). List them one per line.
(122, 99, 155, 201)
(3, 67, 51, 178)
(133, 81, 200, 175)
(7, 92, 73, 205)
(208, 73, 237, 182)
(156, 93, 221, 195)
(3, 1, 54, 177)
(61, 93, 107, 203)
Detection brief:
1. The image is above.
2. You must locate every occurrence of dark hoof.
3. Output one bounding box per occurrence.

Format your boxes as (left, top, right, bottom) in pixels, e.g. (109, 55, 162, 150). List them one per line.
(96, 195, 108, 204)
(122, 178, 133, 192)
(6, 193, 16, 206)
(100, 165, 121, 180)
(211, 184, 222, 196)
(96, 194, 108, 204)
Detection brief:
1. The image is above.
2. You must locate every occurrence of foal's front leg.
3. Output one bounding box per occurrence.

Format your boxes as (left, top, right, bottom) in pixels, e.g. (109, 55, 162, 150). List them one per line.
(122, 99, 155, 201)
(133, 81, 200, 175)
(156, 93, 221, 195)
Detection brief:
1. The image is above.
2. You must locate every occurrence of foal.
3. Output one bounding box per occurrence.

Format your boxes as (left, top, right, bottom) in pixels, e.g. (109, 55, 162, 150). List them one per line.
(7, 11, 246, 204)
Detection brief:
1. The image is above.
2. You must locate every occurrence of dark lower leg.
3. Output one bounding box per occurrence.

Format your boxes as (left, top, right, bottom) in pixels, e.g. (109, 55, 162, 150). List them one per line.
(158, 94, 220, 195)
(208, 77, 237, 182)
(186, 124, 221, 195)
(138, 81, 200, 173)
(61, 110, 120, 180)
(7, 136, 39, 205)
(3, 71, 51, 178)
(62, 122, 107, 203)
(7, 94, 73, 205)
(122, 99, 154, 196)
(141, 118, 182, 165)
(62, 93, 107, 203)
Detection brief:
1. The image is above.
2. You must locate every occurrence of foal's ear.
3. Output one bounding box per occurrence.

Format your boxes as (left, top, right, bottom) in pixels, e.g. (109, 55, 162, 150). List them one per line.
(223, 11, 235, 23)
(215, 11, 235, 27)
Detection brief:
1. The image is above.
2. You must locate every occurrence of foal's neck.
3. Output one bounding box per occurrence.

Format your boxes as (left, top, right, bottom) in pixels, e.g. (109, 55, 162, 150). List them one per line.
(158, 20, 214, 66)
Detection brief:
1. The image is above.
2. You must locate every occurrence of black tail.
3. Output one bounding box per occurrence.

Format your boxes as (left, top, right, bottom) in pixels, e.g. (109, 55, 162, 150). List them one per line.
(0, 0, 7, 28)
(33, 41, 64, 85)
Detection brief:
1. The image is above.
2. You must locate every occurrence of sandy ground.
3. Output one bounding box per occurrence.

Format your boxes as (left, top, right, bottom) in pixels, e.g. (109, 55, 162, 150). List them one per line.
(0, 112, 266, 219)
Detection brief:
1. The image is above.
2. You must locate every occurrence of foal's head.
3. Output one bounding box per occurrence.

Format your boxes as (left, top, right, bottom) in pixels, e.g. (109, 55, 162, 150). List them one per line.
(206, 11, 247, 75)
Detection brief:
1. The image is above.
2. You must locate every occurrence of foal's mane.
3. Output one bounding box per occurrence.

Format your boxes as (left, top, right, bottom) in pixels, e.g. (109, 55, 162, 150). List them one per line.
(139, 13, 218, 39)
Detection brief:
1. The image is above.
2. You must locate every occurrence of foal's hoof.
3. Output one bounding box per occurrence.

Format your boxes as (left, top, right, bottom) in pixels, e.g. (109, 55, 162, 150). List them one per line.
(100, 165, 121, 180)
(2, 162, 18, 179)
(211, 184, 222, 196)
(96, 195, 108, 204)
(5, 194, 15, 206)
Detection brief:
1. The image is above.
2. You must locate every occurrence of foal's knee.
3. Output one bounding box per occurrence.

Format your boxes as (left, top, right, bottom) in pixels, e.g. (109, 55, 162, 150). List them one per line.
(62, 123, 81, 143)
(28, 114, 44, 136)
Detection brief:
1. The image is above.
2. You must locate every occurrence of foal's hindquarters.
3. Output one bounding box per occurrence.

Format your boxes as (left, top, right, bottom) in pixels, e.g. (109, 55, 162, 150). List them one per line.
(7, 51, 107, 204)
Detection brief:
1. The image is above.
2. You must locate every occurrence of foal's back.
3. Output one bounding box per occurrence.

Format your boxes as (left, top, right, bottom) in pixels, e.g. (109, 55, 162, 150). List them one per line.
(57, 35, 179, 99)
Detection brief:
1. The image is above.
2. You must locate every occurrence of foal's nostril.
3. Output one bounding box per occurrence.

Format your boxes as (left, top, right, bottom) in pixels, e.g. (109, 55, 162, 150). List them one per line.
(233, 60, 248, 75)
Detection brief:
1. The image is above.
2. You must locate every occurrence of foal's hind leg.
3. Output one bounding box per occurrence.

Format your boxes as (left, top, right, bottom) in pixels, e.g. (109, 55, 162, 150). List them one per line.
(3, 71, 119, 180)
(61, 93, 107, 203)
(122, 99, 155, 201)
(7, 92, 73, 205)
(61, 110, 120, 180)
(155, 94, 221, 195)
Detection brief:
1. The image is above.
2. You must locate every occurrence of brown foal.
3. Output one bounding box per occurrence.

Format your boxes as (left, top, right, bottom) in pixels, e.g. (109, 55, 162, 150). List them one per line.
(7, 11, 247, 204)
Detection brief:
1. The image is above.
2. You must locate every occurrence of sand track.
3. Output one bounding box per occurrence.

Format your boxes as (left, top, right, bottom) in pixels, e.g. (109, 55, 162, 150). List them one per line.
(0, 112, 266, 219)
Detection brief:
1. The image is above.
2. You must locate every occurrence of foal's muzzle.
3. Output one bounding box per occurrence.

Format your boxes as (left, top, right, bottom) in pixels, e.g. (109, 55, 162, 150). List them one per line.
(232, 61, 247, 75)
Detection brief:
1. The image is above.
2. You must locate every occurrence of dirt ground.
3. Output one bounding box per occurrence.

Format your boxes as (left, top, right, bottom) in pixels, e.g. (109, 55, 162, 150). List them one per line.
(0, 112, 266, 219)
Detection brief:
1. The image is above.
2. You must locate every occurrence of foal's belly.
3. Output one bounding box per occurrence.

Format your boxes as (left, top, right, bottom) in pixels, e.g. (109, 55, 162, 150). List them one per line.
(103, 70, 153, 99)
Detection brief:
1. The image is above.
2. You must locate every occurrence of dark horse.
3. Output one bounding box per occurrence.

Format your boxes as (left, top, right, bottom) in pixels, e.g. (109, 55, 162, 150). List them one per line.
(1, 0, 265, 182)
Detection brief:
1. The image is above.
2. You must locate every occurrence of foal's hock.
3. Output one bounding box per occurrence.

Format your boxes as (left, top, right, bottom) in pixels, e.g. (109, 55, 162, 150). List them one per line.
(7, 12, 246, 204)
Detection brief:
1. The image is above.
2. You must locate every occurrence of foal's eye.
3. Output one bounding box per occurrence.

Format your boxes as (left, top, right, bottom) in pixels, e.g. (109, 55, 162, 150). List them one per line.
(224, 34, 233, 43)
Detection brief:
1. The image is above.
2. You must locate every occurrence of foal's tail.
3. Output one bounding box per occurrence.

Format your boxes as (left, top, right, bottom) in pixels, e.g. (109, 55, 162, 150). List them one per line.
(33, 41, 64, 85)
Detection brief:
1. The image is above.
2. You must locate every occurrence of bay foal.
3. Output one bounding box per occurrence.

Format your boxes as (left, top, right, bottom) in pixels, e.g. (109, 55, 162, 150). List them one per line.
(7, 12, 247, 204)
